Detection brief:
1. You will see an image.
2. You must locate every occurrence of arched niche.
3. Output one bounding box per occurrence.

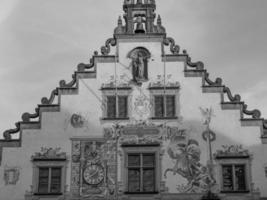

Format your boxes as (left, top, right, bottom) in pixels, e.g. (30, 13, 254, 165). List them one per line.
(127, 47, 151, 84)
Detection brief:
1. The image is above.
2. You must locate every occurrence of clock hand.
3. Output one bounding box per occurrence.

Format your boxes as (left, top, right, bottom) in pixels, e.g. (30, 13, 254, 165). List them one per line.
(88, 169, 99, 178)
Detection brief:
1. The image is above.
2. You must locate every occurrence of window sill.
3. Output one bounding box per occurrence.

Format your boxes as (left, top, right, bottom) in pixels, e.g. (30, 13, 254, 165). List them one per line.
(124, 192, 158, 195)
(102, 117, 130, 121)
(221, 190, 250, 194)
(34, 193, 63, 196)
(151, 117, 178, 120)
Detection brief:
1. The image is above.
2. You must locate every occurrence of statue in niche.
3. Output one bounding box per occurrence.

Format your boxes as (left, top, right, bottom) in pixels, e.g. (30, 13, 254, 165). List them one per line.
(128, 47, 150, 85)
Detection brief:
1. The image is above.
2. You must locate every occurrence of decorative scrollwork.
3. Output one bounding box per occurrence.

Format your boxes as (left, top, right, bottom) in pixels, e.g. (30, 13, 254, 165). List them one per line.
(163, 37, 180, 54)
(101, 38, 116, 55)
(59, 74, 77, 88)
(204, 72, 222, 86)
(3, 122, 20, 141)
(187, 56, 204, 70)
(21, 108, 40, 122)
(223, 87, 241, 102)
(41, 89, 58, 105)
(77, 51, 98, 71)
(243, 104, 261, 119)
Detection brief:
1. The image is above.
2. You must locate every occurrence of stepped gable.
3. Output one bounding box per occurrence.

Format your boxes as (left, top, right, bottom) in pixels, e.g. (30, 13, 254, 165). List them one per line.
(1, 0, 267, 149)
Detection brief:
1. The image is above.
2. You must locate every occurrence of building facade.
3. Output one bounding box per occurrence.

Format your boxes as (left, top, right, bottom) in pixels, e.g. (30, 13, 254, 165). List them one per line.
(1, 0, 267, 200)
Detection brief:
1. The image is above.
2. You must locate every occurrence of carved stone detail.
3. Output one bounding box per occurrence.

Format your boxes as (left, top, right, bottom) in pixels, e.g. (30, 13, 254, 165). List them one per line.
(215, 145, 249, 158)
(4, 166, 20, 185)
(32, 147, 67, 160)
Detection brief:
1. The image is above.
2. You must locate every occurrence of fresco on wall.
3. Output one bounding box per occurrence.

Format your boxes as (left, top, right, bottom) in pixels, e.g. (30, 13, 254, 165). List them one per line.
(164, 129, 215, 193)
(163, 107, 217, 193)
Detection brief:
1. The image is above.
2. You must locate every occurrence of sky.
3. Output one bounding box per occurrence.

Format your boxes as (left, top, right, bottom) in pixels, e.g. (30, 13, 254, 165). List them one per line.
(0, 0, 267, 138)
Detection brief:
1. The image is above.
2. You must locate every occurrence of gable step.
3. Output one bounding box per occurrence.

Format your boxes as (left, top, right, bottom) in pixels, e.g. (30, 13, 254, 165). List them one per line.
(202, 86, 224, 93)
(184, 69, 205, 77)
(241, 118, 263, 127)
(221, 102, 243, 110)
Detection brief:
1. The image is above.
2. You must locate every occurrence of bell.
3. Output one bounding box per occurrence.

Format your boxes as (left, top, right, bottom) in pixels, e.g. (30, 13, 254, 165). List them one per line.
(135, 22, 145, 33)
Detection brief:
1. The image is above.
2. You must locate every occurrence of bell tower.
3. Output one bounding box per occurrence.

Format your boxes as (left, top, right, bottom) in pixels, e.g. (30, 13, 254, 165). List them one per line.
(114, 0, 165, 35)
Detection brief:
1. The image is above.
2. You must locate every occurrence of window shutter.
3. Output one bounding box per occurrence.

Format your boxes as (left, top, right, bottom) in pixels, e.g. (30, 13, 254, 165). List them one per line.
(118, 96, 128, 118)
(154, 96, 164, 117)
(166, 95, 175, 117)
(107, 96, 116, 118)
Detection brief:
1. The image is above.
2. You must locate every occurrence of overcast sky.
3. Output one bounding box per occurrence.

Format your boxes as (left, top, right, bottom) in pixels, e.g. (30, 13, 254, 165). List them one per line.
(0, 0, 267, 138)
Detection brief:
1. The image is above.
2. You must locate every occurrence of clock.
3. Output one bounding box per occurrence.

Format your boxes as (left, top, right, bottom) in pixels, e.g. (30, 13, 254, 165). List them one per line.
(83, 164, 105, 185)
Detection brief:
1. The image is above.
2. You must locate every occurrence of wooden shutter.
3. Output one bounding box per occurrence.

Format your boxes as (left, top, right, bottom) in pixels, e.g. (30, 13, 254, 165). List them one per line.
(118, 96, 128, 118)
(107, 96, 116, 118)
(154, 96, 164, 117)
(166, 95, 175, 117)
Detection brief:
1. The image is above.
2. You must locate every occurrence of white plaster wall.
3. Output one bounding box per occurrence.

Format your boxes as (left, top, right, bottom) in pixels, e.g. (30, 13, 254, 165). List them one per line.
(0, 38, 267, 200)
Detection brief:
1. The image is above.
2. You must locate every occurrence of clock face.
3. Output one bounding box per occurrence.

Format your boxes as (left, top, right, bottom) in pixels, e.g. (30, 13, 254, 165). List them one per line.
(83, 164, 105, 185)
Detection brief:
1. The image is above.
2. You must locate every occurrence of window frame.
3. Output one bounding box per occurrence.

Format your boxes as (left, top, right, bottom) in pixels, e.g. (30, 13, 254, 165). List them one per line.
(32, 160, 67, 196)
(121, 146, 161, 194)
(149, 88, 179, 120)
(215, 157, 252, 194)
(101, 89, 132, 121)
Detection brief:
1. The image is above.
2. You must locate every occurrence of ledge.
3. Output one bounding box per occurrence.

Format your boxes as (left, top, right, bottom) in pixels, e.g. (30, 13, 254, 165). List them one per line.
(20, 122, 41, 130)
(76, 71, 96, 78)
(151, 117, 178, 120)
(221, 102, 243, 110)
(241, 119, 263, 127)
(148, 86, 180, 90)
(162, 54, 187, 62)
(59, 87, 78, 95)
(0, 140, 21, 147)
(101, 117, 130, 121)
(39, 104, 60, 112)
(184, 70, 205, 77)
(202, 86, 224, 93)
(100, 87, 132, 91)
(220, 190, 250, 194)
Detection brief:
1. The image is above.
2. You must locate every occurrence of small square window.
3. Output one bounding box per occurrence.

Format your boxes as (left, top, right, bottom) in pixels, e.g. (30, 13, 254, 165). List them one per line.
(222, 164, 247, 192)
(31, 148, 67, 196)
(106, 96, 128, 119)
(154, 95, 176, 118)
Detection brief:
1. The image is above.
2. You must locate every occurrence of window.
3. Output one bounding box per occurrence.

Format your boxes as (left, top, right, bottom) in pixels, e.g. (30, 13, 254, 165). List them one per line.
(222, 164, 247, 192)
(107, 96, 128, 119)
(214, 145, 251, 194)
(127, 153, 156, 193)
(154, 95, 176, 118)
(38, 167, 62, 194)
(31, 148, 67, 197)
